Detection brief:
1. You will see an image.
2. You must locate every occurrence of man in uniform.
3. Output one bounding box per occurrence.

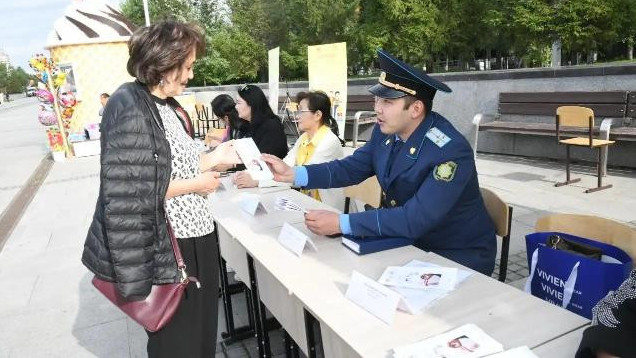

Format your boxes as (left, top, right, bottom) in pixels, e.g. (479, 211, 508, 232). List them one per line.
(262, 49, 496, 275)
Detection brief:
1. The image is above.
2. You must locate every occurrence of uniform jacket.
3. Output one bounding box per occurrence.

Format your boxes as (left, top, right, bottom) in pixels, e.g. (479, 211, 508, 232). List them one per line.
(82, 81, 188, 300)
(304, 112, 496, 274)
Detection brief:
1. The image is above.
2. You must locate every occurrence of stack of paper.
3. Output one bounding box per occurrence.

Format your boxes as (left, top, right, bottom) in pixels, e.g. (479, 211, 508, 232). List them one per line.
(392, 324, 504, 358)
(379, 260, 473, 314)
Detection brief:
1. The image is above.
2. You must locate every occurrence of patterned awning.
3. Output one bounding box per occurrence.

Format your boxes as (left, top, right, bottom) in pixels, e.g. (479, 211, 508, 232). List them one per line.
(46, 2, 137, 48)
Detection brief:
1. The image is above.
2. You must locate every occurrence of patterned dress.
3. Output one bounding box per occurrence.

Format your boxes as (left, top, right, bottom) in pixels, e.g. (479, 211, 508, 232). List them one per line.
(156, 100, 214, 239)
(576, 269, 636, 357)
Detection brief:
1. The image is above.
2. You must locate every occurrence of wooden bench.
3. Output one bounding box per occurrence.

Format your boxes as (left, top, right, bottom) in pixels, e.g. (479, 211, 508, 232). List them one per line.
(473, 91, 636, 173)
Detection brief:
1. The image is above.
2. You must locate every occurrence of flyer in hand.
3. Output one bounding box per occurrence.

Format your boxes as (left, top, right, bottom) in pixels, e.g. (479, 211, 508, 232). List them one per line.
(233, 138, 274, 181)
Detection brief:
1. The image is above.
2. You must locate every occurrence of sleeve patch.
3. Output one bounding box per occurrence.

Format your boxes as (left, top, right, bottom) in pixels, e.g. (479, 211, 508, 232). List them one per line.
(433, 161, 457, 182)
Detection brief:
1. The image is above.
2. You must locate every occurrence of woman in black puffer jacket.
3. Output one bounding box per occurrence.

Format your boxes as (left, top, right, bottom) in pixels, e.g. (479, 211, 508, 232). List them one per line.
(82, 21, 239, 358)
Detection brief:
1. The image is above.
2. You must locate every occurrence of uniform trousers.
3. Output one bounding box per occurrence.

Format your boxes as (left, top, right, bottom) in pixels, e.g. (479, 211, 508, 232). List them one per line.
(146, 232, 219, 358)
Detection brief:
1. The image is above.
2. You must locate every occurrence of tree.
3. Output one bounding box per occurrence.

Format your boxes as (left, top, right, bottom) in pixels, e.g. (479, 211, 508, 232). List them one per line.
(553, 0, 614, 63)
(0, 65, 31, 94)
(119, 0, 634, 85)
(192, 27, 268, 85)
(609, 0, 636, 60)
(120, 0, 195, 26)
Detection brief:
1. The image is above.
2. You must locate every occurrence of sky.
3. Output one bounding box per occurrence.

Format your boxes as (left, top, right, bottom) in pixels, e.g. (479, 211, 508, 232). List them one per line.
(0, 0, 124, 72)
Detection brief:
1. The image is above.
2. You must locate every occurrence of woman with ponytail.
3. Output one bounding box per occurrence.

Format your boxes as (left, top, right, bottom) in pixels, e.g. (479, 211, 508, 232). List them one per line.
(234, 90, 345, 209)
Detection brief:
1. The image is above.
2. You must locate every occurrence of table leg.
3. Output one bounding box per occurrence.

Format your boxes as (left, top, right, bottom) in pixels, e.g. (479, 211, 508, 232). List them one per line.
(247, 254, 272, 357)
(304, 309, 324, 358)
(215, 225, 257, 344)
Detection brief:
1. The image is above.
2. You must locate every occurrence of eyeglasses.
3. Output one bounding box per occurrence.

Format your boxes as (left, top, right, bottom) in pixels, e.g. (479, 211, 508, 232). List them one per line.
(296, 109, 315, 116)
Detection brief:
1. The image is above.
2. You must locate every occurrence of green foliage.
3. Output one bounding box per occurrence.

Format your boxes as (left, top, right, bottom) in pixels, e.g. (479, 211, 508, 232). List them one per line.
(0, 65, 32, 94)
(119, 0, 636, 84)
(120, 0, 195, 26)
(192, 27, 268, 86)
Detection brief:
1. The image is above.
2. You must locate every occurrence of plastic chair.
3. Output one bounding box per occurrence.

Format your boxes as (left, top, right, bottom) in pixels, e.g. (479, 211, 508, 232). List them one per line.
(480, 187, 513, 282)
(535, 213, 636, 262)
(343, 176, 381, 213)
(554, 106, 615, 193)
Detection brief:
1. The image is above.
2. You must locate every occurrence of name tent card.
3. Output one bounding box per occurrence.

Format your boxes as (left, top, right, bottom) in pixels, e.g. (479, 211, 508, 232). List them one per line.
(238, 193, 268, 216)
(277, 222, 317, 256)
(345, 271, 401, 325)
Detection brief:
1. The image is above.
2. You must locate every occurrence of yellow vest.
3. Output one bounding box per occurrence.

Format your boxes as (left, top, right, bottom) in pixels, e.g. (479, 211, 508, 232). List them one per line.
(296, 125, 330, 201)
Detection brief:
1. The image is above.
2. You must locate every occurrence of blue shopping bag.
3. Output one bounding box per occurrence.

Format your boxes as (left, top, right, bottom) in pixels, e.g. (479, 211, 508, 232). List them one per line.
(524, 232, 632, 319)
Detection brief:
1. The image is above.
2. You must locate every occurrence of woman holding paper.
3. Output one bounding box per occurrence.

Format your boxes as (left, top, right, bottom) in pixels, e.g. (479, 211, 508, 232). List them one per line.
(234, 91, 345, 209)
(235, 84, 288, 158)
(81, 20, 239, 358)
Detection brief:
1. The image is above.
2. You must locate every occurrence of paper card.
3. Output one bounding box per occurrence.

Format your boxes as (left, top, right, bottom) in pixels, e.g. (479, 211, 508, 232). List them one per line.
(392, 323, 504, 358)
(393, 260, 474, 314)
(238, 193, 268, 216)
(277, 222, 317, 256)
(404, 260, 473, 284)
(379, 266, 458, 291)
(234, 138, 274, 181)
(345, 271, 401, 325)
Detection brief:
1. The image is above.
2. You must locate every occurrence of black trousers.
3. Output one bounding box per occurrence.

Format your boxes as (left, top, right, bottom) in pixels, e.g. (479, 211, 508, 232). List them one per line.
(146, 232, 220, 358)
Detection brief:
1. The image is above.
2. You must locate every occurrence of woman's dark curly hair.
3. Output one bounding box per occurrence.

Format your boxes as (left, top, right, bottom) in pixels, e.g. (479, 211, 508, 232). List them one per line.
(127, 20, 205, 86)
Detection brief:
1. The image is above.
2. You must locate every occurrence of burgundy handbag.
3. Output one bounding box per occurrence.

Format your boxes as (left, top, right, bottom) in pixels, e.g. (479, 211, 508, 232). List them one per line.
(91, 219, 199, 332)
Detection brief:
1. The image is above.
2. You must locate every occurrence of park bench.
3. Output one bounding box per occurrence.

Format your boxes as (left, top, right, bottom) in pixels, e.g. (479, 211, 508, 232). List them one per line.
(473, 91, 636, 174)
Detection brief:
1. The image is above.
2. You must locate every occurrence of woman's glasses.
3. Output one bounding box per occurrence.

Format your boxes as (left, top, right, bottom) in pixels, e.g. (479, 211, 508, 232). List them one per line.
(296, 109, 315, 116)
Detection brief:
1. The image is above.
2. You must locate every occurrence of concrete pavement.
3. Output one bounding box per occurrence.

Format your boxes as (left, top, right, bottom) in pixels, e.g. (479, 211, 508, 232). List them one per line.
(0, 118, 634, 356)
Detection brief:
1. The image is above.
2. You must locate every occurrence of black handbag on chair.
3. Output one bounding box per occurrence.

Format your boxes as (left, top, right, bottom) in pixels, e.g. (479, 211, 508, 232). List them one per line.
(547, 234, 603, 260)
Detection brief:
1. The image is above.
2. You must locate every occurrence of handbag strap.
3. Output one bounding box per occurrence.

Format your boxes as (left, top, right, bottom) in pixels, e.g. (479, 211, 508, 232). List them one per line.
(165, 211, 187, 273)
(143, 92, 189, 282)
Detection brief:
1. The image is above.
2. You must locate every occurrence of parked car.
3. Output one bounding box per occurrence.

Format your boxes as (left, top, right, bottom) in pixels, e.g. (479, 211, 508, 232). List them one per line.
(26, 86, 37, 97)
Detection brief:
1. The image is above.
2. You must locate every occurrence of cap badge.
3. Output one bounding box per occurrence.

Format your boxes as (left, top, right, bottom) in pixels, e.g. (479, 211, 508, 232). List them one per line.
(378, 72, 417, 96)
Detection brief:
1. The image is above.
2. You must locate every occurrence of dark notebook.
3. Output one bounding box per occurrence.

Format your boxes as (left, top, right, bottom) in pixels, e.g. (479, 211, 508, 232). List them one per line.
(342, 236, 414, 255)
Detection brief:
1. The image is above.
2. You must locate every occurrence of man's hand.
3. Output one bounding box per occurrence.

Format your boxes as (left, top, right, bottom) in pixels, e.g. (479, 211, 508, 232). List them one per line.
(233, 171, 258, 188)
(261, 153, 295, 183)
(304, 210, 341, 236)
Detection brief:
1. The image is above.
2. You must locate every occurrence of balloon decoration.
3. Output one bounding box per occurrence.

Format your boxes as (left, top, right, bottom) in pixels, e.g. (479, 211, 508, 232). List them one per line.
(38, 105, 58, 126)
(46, 128, 65, 153)
(29, 53, 76, 156)
(35, 89, 54, 103)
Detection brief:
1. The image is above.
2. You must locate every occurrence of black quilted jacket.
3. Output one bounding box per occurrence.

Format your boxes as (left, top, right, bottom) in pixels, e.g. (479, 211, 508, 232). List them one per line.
(82, 81, 188, 300)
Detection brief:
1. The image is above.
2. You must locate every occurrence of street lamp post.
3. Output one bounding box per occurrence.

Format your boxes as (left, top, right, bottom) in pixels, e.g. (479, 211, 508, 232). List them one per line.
(142, 0, 150, 26)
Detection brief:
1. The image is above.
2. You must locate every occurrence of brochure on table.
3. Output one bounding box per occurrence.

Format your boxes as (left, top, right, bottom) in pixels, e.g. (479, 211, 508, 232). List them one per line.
(379, 266, 458, 291)
(393, 260, 473, 314)
(392, 323, 504, 358)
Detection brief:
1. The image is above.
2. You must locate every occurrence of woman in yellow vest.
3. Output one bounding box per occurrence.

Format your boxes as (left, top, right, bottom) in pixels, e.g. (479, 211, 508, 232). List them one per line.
(234, 91, 345, 210)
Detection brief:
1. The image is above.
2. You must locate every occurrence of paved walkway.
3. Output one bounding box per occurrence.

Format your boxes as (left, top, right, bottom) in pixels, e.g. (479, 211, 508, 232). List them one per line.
(0, 96, 48, 215)
(0, 150, 634, 357)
